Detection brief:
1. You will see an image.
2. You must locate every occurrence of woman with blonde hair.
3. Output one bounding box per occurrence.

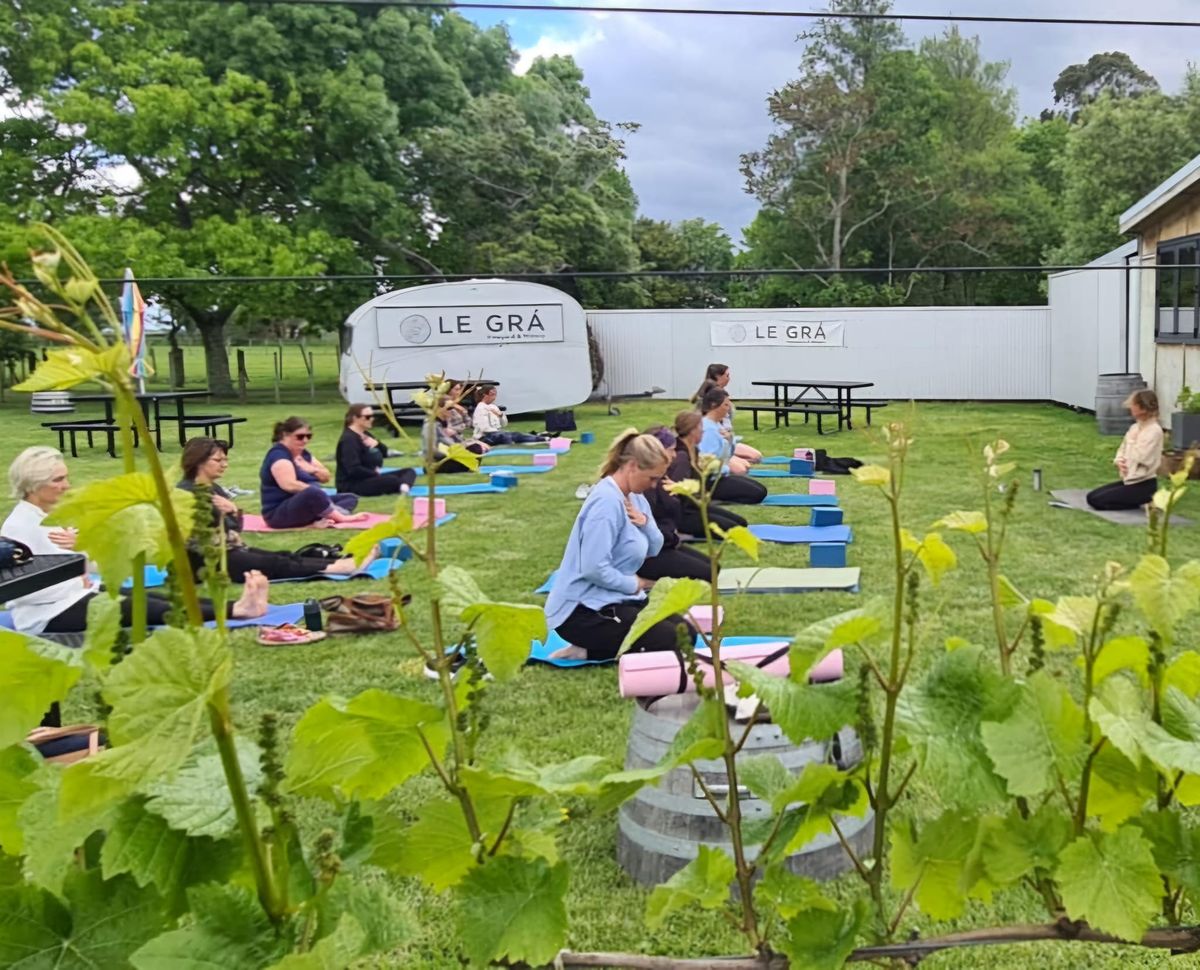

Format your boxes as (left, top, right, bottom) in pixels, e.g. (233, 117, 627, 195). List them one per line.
(1086, 389, 1165, 510)
(545, 430, 698, 661)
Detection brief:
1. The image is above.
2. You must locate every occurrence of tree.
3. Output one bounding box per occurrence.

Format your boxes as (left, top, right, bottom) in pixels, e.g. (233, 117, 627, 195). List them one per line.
(1044, 52, 1159, 122)
(633, 217, 734, 308)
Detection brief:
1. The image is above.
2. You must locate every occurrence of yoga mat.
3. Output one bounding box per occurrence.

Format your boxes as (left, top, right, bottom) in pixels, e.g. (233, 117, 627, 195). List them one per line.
(749, 524, 853, 544)
(0, 604, 308, 632)
(619, 640, 844, 697)
(1049, 489, 1192, 527)
(718, 567, 861, 594)
(761, 456, 791, 465)
(240, 512, 394, 533)
(484, 446, 569, 458)
(749, 468, 813, 479)
(761, 494, 840, 507)
(410, 483, 509, 497)
(267, 556, 405, 584)
(118, 564, 170, 590)
(528, 632, 610, 667)
(476, 465, 554, 476)
(535, 570, 558, 594)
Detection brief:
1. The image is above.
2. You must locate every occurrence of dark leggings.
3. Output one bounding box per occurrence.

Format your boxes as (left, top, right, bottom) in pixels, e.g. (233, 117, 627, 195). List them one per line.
(555, 601, 698, 662)
(680, 503, 748, 540)
(640, 544, 711, 582)
(341, 468, 417, 497)
(712, 473, 768, 505)
(44, 591, 227, 633)
(189, 546, 337, 584)
(263, 485, 357, 529)
(438, 441, 487, 474)
(479, 431, 543, 445)
(1086, 478, 1157, 511)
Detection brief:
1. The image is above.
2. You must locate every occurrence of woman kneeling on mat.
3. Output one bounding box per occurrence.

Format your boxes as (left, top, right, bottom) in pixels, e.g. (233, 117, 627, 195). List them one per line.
(180, 438, 372, 582)
(336, 404, 417, 497)
(638, 427, 712, 581)
(425, 395, 489, 473)
(260, 418, 366, 530)
(1087, 389, 1165, 511)
(3, 447, 269, 635)
(699, 389, 768, 505)
(545, 431, 699, 662)
(670, 411, 750, 538)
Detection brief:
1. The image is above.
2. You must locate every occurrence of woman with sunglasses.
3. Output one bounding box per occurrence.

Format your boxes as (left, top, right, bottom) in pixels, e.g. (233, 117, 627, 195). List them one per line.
(260, 417, 365, 530)
(335, 404, 418, 496)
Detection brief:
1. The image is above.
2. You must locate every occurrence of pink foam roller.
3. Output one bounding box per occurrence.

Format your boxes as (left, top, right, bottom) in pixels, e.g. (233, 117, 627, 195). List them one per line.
(809, 479, 836, 496)
(686, 604, 725, 633)
(549, 437, 572, 450)
(413, 497, 446, 518)
(533, 453, 558, 467)
(793, 447, 815, 460)
(618, 644, 844, 698)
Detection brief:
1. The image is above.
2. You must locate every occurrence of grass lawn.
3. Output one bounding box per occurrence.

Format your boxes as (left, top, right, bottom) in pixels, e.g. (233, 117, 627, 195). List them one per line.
(5, 394, 1197, 968)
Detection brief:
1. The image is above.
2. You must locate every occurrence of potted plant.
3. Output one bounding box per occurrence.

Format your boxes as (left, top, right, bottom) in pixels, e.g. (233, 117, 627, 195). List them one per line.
(1172, 385, 1200, 450)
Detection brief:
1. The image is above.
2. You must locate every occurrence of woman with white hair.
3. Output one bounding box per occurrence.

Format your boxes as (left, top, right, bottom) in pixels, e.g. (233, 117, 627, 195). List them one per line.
(2, 447, 269, 634)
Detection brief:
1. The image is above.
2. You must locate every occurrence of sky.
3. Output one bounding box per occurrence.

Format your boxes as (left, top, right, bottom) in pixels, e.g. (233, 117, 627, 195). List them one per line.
(461, 0, 1200, 245)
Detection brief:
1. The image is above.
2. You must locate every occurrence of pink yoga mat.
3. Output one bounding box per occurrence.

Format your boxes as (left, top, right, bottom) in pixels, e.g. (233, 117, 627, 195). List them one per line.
(240, 512, 393, 533)
(618, 643, 843, 698)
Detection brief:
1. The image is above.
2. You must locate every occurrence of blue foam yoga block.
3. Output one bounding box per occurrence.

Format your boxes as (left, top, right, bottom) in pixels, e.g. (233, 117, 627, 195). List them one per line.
(790, 458, 815, 476)
(490, 472, 519, 489)
(810, 542, 847, 567)
(580, 431, 595, 444)
(810, 507, 844, 527)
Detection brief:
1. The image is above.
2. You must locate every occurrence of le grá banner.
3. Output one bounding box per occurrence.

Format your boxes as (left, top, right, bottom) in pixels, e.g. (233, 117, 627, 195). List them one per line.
(710, 319, 845, 348)
(377, 304, 565, 348)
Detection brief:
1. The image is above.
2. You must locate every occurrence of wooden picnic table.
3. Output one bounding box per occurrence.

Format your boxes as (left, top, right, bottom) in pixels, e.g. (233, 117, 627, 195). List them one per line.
(70, 390, 211, 449)
(749, 379, 875, 431)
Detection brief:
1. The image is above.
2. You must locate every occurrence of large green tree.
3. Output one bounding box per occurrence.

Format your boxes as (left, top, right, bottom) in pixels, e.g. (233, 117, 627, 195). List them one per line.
(633, 217, 734, 308)
(1044, 51, 1159, 122)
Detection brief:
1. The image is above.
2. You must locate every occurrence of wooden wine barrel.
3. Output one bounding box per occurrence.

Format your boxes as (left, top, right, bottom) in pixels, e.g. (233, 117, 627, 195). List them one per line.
(29, 391, 74, 415)
(616, 694, 875, 887)
(1095, 373, 1146, 436)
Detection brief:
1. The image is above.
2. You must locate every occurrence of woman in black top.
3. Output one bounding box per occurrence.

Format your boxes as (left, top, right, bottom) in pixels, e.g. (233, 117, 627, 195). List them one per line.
(638, 427, 711, 582)
(669, 411, 749, 538)
(335, 404, 418, 496)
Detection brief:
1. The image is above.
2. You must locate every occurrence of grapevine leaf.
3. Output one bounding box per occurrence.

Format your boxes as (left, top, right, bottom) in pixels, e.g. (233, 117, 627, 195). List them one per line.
(1088, 747, 1157, 831)
(663, 695, 727, 766)
(1055, 826, 1162, 942)
(1029, 600, 1077, 650)
(730, 662, 858, 747)
(18, 765, 118, 892)
(456, 856, 568, 968)
(383, 796, 510, 891)
(460, 602, 546, 682)
(789, 602, 886, 683)
(1129, 556, 1200, 640)
(997, 574, 1027, 607)
(1166, 651, 1200, 697)
(283, 690, 448, 801)
(738, 755, 792, 806)
(973, 805, 1070, 887)
(1043, 596, 1099, 639)
(314, 880, 411, 958)
(1090, 636, 1150, 686)
(0, 745, 39, 855)
(82, 595, 123, 672)
(442, 442, 481, 472)
(1088, 677, 1149, 765)
(897, 644, 1017, 808)
(267, 916, 365, 970)
(1135, 811, 1200, 912)
(716, 524, 759, 562)
(933, 510, 988, 534)
(753, 864, 837, 921)
(913, 532, 957, 586)
(344, 500, 413, 565)
(890, 812, 982, 920)
(13, 344, 128, 392)
(143, 736, 264, 838)
(461, 752, 612, 800)
(851, 465, 890, 487)
(436, 564, 488, 614)
(619, 578, 710, 657)
(981, 670, 1087, 798)
(781, 898, 868, 970)
(0, 630, 81, 749)
(645, 845, 735, 929)
(777, 763, 869, 852)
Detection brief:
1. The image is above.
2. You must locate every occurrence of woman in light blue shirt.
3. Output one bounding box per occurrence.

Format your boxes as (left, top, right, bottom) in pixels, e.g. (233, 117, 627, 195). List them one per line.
(699, 387, 767, 505)
(546, 431, 698, 661)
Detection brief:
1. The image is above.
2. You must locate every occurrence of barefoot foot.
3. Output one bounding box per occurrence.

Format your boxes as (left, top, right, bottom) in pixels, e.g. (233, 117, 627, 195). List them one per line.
(548, 645, 588, 661)
(231, 570, 270, 618)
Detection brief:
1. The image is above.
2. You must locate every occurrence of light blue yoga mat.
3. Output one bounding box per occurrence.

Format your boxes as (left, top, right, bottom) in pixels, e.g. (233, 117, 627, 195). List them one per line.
(535, 570, 558, 594)
(527, 633, 795, 669)
(221, 603, 305, 629)
(485, 446, 568, 458)
(761, 494, 840, 507)
(748, 524, 853, 544)
(267, 556, 406, 584)
(477, 464, 554, 475)
(750, 468, 812, 479)
(410, 483, 509, 496)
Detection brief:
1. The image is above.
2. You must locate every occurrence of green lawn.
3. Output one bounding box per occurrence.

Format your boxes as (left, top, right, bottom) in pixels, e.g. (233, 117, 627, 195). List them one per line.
(7, 396, 1197, 968)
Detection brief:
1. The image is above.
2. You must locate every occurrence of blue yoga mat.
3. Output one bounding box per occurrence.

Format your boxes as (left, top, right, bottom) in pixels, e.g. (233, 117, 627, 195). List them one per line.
(535, 570, 558, 594)
(761, 456, 791, 465)
(485, 446, 568, 458)
(527, 633, 795, 669)
(748, 524, 853, 544)
(477, 464, 554, 475)
(267, 556, 406, 584)
(749, 468, 813, 479)
(410, 482, 509, 497)
(0, 604, 310, 633)
(761, 494, 840, 507)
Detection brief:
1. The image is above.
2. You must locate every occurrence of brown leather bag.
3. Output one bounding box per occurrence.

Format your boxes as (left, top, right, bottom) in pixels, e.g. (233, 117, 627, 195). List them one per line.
(322, 593, 404, 634)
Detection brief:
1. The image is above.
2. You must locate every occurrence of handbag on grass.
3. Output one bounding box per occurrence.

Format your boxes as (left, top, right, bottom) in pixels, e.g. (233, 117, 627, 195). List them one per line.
(321, 593, 408, 634)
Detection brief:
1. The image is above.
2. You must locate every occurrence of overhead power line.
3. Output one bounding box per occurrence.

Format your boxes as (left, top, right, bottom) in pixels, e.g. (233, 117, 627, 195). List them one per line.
(200, 0, 1200, 31)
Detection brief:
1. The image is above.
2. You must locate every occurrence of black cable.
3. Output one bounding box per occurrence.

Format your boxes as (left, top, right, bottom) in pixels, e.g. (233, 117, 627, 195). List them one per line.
(188, 0, 1200, 31)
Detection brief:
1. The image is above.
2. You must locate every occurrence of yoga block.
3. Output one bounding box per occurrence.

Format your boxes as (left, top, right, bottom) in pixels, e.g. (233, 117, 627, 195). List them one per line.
(793, 447, 815, 460)
(809, 479, 837, 496)
(789, 458, 815, 476)
(810, 507, 844, 527)
(533, 453, 558, 467)
(686, 604, 724, 633)
(490, 472, 518, 489)
(810, 542, 847, 568)
(580, 431, 595, 444)
(413, 497, 446, 519)
(549, 437, 572, 450)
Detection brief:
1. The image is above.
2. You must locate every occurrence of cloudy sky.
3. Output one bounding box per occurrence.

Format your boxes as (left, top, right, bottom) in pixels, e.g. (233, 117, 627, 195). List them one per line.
(462, 0, 1199, 244)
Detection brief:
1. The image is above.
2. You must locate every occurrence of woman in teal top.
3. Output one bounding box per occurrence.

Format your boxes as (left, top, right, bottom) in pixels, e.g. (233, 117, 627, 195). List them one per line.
(699, 387, 767, 505)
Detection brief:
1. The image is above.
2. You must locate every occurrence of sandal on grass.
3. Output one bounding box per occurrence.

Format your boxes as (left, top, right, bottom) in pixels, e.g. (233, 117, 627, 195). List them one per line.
(257, 624, 327, 646)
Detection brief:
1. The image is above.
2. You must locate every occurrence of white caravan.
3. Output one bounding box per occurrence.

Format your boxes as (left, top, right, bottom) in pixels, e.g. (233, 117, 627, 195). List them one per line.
(339, 279, 592, 414)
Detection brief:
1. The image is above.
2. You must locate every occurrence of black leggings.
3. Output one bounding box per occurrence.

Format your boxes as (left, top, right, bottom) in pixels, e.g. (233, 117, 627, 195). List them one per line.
(555, 602, 698, 662)
(640, 544, 711, 582)
(439, 442, 486, 474)
(680, 503, 748, 540)
(341, 468, 417, 497)
(189, 546, 336, 584)
(1086, 478, 1157, 511)
(44, 591, 227, 633)
(712, 474, 767, 505)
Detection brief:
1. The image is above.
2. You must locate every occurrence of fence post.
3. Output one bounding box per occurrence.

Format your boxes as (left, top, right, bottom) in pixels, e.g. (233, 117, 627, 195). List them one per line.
(300, 340, 315, 402)
(272, 351, 281, 405)
(169, 347, 185, 388)
(237, 349, 249, 404)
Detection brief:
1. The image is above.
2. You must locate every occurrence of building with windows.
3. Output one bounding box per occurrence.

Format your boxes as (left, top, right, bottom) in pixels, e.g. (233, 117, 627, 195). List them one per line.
(1120, 154, 1200, 424)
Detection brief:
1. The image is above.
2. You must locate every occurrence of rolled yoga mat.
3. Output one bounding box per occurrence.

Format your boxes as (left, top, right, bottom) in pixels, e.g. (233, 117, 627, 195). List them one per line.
(619, 639, 844, 698)
(761, 494, 841, 507)
(748, 524, 853, 544)
(717, 566, 861, 594)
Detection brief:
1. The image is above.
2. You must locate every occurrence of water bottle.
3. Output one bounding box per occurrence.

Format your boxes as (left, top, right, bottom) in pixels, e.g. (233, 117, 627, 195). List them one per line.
(1032, 468, 1043, 492)
(303, 598, 323, 632)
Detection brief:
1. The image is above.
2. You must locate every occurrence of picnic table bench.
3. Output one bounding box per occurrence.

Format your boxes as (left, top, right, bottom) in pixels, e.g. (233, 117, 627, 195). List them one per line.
(749, 379, 879, 432)
(741, 403, 841, 435)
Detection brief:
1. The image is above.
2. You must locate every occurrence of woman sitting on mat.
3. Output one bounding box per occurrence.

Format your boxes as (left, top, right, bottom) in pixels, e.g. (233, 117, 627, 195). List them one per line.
(698, 389, 768, 505)
(1087, 389, 1165, 511)
(180, 437, 371, 582)
(424, 395, 489, 473)
(336, 404, 417, 497)
(545, 431, 699, 662)
(670, 411, 751, 536)
(444, 382, 475, 440)
(638, 427, 712, 582)
(260, 417, 365, 530)
(472, 386, 542, 445)
(693, 363, 763, 471)
(3, 446, 269, 634)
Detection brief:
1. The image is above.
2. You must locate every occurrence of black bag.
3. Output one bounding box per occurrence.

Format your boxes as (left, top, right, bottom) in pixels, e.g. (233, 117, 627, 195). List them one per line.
(545, 410, 577, 433)
(814, 449, 864, 476)
(295, 542, 344, 561)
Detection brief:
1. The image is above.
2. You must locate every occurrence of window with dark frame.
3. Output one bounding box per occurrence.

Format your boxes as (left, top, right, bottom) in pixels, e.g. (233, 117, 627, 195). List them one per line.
(1156, 234, 1200, 343)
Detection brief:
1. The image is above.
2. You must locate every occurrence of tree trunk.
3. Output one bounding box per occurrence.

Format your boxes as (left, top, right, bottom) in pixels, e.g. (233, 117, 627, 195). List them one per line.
(197, 320, 233, 395)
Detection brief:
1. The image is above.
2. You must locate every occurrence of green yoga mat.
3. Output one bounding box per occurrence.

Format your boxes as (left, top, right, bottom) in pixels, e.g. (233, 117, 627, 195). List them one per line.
(717, 567, 861, 593)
